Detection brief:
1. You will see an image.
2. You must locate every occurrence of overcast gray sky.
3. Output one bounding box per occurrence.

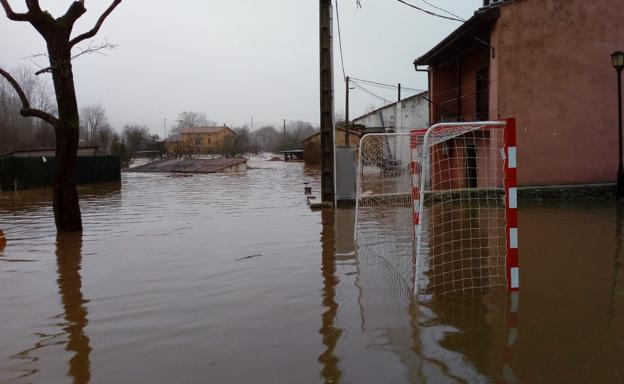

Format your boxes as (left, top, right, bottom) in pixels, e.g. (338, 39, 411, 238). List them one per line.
(0, 0, 482, 136)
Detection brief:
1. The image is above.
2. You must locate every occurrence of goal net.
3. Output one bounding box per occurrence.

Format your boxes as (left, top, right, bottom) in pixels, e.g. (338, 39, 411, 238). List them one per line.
(355, 133, 417, 294)
(415, 120, 518, 296)
(355, 119, 518, 297)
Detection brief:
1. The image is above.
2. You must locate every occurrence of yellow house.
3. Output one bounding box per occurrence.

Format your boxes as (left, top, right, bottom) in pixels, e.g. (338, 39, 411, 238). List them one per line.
(165, 126, 236, 154)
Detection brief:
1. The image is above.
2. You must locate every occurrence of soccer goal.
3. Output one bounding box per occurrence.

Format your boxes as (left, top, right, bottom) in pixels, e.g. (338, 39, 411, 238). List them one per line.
(355, 119, 519, 297)
(354, 132, 419, 293)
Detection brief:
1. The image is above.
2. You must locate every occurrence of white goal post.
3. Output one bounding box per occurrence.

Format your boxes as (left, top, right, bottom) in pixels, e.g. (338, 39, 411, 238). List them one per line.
(355, 119, 519, 296)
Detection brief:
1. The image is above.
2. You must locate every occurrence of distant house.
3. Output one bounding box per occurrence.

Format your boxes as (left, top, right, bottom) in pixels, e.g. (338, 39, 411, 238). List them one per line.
(353, 91, 429, 134)
(164, 125, 236, 154)
(302, 127, 361, 165)
(414, 0, 624, 187)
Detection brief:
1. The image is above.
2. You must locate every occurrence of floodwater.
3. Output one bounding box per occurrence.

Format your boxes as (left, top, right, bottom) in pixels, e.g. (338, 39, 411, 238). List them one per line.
(0, 160, 623, 383)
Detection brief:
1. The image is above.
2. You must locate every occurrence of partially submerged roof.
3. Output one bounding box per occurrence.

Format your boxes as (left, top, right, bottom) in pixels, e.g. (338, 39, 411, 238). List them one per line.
(127, 157, 247, 174)
(414, 6, 501, 66)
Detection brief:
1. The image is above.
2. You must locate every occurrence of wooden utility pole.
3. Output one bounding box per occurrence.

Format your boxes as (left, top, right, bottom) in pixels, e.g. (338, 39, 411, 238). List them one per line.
(320, 0, 335, 204)
(345, 76, 350, 145)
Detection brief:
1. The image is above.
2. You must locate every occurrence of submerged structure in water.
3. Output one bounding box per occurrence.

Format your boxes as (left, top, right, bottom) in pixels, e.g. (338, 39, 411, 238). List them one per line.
(127, 157, 247, 174)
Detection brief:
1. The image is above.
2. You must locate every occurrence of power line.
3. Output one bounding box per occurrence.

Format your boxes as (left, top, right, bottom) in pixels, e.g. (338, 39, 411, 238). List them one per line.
(335, 0, 347, 80)
(351, 81, 393, 104)
(418, 0, 465, 21)
(350, 77, 425, 93)
(396, 0, 464, 22)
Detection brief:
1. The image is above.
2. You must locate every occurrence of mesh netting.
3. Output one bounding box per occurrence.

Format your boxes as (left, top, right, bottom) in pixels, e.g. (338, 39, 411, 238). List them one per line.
(355, 133, 415, 294)
(355, 122, 511, 298)
(415, 122, 508, 297)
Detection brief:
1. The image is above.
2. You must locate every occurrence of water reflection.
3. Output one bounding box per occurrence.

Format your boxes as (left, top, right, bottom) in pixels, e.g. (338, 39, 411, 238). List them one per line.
(319, 208, 343, 383)
(418, 200, 506, 297)
(417, 292, 518, 383)
(1, 168, 623, 382)
(355, 200, 519, 382)
(6, 233, 91, 383)
(609, 204, 624, 326)
(55, 233, 91, 384)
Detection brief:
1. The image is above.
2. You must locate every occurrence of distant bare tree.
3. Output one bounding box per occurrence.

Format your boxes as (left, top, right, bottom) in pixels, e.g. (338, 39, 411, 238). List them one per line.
(0, 0, 123, 232)
(254, 125, 280, 153)
(122, 124, 159, 158)
(221, 127, 251, 156)
(79, 104, 108, 145)
(172, 111, 215, 133)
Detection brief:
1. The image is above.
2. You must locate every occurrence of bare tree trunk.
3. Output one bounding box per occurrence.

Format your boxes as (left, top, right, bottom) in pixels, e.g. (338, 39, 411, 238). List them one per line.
(0, 0, 123, 232)
(49, 42, 82, 231)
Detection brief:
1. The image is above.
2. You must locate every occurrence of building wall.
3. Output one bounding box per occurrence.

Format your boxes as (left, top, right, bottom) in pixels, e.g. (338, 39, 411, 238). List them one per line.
(431, 49, 490, 123)
(353, 94, 429, 133)
(181, 129, 235, 152)
(492, 0, 624, 186)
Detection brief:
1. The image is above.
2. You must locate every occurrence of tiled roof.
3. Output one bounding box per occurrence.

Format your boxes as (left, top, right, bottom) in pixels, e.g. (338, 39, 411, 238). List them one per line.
(181, 126, 230, 134)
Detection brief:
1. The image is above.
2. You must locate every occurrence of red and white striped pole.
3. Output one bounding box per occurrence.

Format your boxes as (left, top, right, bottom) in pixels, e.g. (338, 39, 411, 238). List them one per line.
(504, 118, 520, 291)
(410, 129, 426, 230)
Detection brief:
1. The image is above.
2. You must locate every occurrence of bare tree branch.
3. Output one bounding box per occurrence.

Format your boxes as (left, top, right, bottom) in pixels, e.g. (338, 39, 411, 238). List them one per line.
(0, 0, 31, 21)
(24, 0, 42, 14)
(0, 67, 59, 127)
(58, 1, 86, 26)
(70, 0, 122, 47)
(34, 40, 117, 75)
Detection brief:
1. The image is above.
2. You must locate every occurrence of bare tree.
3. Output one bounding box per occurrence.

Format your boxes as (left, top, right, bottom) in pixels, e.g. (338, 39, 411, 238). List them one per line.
(172, 111, 214, 133)
(0, 0, 123, 232)
(93, 123, 113, 153)
(0, 65, 56, 152)
(122, 124, 159, 158)
(79, 104, 107, 145)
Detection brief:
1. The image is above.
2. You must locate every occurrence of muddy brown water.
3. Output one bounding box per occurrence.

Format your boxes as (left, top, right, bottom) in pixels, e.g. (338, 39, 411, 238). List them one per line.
(0, 160, 623, 383)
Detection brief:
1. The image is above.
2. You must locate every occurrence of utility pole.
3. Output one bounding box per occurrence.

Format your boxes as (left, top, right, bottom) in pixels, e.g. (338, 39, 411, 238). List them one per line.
(163, 118, 167, 139)
(397, 83, 402, 132)
(283, 118, 287, 148)
(319, 0, 335, 204)
(345, 76, 350, 145)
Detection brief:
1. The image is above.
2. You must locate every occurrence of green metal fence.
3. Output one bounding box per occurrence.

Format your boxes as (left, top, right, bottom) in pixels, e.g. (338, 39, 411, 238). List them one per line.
(0, 156, 121, 191)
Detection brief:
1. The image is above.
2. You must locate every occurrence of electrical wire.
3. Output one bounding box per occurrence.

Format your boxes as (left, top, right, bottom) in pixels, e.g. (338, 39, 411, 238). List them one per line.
(335, 0, 347, 80)
(351, 81, 393, 104)
(418, 0, 465, 21)
(350, 77, 425, 93)
(396, 0, 464, 22)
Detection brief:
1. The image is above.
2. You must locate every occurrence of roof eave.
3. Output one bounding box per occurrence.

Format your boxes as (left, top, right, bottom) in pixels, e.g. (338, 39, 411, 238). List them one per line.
(414, 7, 500, 66)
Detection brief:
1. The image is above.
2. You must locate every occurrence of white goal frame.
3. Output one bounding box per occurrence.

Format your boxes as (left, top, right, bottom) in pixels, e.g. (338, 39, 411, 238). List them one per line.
(354, 119, 519, 296)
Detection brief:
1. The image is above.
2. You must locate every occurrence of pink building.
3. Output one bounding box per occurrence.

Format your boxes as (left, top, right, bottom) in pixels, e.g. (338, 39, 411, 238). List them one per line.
(414, 0, 624, 187)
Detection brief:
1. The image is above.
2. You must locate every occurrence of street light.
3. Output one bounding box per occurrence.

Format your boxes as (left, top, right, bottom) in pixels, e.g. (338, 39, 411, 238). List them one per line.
(612, 51, 624, 198)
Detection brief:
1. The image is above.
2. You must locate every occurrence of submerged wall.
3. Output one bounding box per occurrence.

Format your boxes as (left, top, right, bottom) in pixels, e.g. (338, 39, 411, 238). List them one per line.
(0, 156, 121, 192)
